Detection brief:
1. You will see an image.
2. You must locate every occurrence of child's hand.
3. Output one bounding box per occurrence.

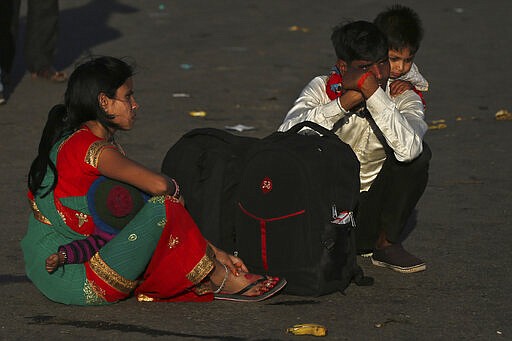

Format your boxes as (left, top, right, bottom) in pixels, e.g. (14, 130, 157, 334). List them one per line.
(45, 253, 60, 273)
(45, 251, 66, 273)
(389, 80, 414, 97)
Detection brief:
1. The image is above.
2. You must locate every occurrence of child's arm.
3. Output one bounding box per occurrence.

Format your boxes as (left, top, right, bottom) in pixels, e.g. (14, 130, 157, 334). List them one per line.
(389, 79, 426, 109)
(399, 63, 429, 92)
(390, 63, 428, 107)
(45, 235, 110, 273)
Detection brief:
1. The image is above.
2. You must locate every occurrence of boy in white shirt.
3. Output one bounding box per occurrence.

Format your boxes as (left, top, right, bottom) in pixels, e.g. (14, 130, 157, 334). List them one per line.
(279, 20, 431, 274)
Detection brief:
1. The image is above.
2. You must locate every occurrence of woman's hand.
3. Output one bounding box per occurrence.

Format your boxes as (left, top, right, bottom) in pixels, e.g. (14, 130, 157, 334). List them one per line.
(209, 243, 248, 276)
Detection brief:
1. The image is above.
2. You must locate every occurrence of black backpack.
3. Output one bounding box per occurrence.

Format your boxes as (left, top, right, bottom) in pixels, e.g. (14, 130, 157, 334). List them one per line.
(234, 121, 368, 296)
(161, 128, 258, 251)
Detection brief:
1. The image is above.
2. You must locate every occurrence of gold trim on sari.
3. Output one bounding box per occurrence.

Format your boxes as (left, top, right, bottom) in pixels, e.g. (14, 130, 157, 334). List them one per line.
(148, 195, 180, 205)
(136, 293, 155, 302)
(89, 252, 138, 294)
(194, 281, 213, 295)
(83, 279, 107, 305)
(29, 198, 52, 225)
(186, 245, 215, 285)
(84, 140, 115, 168)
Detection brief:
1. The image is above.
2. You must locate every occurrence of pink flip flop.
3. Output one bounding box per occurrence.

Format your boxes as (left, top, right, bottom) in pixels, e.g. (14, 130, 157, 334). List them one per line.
(214, 276, 287, 302)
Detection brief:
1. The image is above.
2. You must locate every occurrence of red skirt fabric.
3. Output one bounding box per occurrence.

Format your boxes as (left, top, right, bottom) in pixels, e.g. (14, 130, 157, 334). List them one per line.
(134, 200, 215, 302)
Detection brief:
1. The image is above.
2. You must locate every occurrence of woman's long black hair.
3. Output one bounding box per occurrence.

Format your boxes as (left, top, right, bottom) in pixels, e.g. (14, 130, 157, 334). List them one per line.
(28, 56, 134, 197)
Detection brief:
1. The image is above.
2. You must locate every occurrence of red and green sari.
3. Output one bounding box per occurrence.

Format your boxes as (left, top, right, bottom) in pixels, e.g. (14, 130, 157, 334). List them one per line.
(22, 126, 215, 305)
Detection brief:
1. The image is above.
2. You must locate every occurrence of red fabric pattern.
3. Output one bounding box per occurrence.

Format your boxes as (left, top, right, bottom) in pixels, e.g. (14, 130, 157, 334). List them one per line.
(134, 199, 214, 302)
(55, 127, 108, 198)
(107, 186, 134, 217)
(84, 261, 130, 303)
(52, 126, 118, 235)
(54, 197, 96, 235)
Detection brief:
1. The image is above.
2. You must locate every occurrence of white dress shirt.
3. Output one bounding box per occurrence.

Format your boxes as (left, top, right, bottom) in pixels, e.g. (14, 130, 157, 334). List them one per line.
(278, 75, 428, 191)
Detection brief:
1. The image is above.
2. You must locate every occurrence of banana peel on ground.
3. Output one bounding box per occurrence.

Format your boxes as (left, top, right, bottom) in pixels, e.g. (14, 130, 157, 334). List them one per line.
(495, 109, 512, 121)
(428, 119, 447, 130)
(287, 323, 327, 336)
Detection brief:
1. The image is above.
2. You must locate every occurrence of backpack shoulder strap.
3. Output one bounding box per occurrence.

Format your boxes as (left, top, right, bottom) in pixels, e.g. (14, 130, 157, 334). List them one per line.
(331, 107, 393, 157)
(361, 109, 394, 156)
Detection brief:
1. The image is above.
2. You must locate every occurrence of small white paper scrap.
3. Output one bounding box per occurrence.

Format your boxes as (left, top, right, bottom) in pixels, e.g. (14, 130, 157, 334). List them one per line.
(172, 93, 190, 98)
(224, 124, 255, 132)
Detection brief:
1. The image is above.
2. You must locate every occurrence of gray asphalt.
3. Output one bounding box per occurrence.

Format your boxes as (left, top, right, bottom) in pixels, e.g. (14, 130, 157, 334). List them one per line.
(1, 0, 511, 340)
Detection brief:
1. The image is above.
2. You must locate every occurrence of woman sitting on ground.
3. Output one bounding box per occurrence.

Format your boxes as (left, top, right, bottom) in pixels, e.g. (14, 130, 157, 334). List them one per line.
(22, 56, 286, 305)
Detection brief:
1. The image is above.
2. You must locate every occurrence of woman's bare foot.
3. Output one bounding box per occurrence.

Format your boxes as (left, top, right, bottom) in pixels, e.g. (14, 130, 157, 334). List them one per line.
(221, 272, 279, 295)
(209, 260, 285, 301)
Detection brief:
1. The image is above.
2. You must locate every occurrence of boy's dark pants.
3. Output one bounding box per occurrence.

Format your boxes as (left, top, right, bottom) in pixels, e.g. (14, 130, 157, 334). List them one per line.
(355, 143, 432, 252)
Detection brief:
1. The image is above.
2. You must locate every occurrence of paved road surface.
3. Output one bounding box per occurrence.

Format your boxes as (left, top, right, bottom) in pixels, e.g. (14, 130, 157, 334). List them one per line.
(1, 1, 510, 340)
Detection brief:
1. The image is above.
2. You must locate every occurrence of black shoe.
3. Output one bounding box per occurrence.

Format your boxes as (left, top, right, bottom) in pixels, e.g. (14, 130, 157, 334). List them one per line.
(0, 92, 5, 105)
(371, 244, 426, 273)
(357, 249, 373, 258)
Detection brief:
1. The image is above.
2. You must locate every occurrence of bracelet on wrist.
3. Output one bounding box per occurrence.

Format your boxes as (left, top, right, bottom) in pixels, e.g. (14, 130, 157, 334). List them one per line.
(169, 178, 180, 199)
(58, 251, 67, 265)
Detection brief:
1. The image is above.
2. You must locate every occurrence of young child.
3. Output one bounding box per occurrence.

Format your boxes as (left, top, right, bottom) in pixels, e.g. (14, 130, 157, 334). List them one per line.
(374, 5, 429, 101)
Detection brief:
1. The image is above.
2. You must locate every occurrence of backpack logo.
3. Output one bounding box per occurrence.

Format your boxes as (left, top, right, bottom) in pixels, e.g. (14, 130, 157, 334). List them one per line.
(260, 176, 272, 194)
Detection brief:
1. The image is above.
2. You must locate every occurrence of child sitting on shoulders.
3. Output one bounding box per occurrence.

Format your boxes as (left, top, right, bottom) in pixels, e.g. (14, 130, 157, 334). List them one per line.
(374, 4, 429, 102)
